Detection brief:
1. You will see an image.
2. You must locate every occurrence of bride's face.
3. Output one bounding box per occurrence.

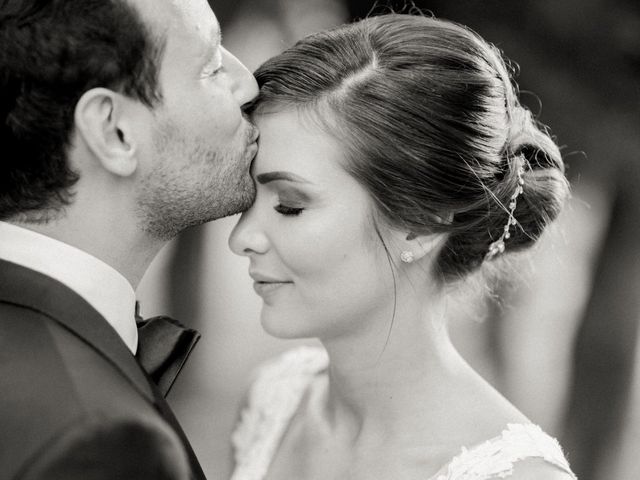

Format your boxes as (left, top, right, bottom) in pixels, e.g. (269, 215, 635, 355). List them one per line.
(229, 109, 396, 340)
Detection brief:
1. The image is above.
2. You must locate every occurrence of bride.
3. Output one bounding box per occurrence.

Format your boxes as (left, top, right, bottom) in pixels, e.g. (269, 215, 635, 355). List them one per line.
(228, 13, 576, 480)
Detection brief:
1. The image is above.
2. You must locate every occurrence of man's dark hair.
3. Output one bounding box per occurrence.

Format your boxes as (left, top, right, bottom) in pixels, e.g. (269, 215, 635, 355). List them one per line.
(0, 0, 164, 220)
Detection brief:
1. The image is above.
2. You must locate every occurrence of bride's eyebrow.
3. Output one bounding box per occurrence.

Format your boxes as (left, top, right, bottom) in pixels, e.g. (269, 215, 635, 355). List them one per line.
(255, 171, 312, 185)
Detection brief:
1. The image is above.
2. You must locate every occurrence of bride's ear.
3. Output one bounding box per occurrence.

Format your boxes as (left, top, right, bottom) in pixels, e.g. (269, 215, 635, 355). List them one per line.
(399, 230, 446, 264)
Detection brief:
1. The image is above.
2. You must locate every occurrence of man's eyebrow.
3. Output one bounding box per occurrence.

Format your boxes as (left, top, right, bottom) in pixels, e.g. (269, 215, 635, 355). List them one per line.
(201, 24, 222, 67)
(255, 172, 311, 184)
(212, 21, 222, 47)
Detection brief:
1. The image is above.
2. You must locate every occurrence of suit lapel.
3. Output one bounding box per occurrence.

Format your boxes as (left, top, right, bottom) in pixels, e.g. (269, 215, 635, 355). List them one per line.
(0, 259, 154, 403)
(0, 259, 207, 478)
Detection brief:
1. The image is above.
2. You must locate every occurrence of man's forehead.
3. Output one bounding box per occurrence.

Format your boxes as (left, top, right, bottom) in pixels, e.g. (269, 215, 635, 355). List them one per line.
(167, 0, 219, 33)
(134, 0, 220, 43)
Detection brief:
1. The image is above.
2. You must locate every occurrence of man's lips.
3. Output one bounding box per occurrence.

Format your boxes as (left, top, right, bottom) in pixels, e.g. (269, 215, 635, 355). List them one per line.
(248, 126, 260, 145)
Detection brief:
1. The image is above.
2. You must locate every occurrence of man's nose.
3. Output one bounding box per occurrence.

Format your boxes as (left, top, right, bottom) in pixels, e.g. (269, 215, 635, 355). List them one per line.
(223, 47, 259, 106)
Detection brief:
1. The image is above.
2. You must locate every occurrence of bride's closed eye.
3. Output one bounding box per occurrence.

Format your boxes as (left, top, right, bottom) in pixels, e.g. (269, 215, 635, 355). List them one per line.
(274, 204, 304, 216)
(254, 171, 314, 217)
(272, 189, 310, 217)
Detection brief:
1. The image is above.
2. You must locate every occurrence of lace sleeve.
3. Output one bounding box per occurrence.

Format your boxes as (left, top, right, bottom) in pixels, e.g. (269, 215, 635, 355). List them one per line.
(435, 424, 577, 480)
(230, 346, 329, 480)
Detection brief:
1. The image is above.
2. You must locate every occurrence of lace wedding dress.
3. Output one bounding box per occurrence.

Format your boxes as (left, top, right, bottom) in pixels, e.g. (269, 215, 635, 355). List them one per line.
(230, 346, 577, 480)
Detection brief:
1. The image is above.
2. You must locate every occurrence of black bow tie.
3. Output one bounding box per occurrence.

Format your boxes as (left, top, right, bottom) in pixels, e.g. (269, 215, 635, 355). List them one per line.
(135, 314, 201, 398)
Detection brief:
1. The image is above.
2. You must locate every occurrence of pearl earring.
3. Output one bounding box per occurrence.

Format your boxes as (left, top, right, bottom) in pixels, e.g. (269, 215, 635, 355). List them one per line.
(400, 251, 415, 263)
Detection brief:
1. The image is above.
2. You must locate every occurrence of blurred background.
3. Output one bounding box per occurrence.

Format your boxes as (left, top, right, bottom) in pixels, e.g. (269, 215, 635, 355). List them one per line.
(137, 1, 640, 478)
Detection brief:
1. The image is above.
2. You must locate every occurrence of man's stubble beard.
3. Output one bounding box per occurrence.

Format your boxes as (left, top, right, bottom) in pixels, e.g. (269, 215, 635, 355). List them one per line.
(135, 120, 256, 241)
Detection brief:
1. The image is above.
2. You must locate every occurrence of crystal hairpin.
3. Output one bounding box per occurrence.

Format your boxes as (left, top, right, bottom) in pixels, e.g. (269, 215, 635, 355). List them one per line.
(485, 163, 525, 261)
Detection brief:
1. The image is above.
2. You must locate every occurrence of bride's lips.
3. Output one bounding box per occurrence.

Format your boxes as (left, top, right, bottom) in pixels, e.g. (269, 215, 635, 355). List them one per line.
(249, 271, 292, 298)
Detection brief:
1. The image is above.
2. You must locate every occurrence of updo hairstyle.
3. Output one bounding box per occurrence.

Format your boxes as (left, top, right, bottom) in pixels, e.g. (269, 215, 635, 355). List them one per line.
(251, 14, 569, 281)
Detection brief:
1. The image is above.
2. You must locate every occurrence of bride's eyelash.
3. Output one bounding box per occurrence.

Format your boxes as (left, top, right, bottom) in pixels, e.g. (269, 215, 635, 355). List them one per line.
(274, 204, 304, 216)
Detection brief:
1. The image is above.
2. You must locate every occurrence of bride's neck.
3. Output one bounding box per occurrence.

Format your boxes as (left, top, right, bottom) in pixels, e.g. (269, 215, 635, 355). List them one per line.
(319, 295, 472, 442)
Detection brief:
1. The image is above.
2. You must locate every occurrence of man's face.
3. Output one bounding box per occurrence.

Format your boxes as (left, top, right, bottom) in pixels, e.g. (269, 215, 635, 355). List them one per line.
(134, 0, 259, 240)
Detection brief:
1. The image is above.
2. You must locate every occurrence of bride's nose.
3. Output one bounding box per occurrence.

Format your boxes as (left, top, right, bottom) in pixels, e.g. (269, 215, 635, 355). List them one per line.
(229, 210, 269, 256)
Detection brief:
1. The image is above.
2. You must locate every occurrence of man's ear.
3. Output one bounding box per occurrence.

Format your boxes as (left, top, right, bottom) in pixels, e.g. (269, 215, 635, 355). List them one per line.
(74, 88, 139, 177)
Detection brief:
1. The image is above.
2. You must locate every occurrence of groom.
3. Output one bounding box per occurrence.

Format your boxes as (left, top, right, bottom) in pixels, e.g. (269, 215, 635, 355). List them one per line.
(0, 0, 258, 478)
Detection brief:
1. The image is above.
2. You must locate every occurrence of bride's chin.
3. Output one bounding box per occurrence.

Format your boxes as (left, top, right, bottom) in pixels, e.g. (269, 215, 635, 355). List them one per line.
(259, 310, 315, 340)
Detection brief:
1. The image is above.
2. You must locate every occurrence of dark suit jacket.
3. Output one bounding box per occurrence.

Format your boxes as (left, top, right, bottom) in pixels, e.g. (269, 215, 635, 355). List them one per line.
(0, 260, 207, 479)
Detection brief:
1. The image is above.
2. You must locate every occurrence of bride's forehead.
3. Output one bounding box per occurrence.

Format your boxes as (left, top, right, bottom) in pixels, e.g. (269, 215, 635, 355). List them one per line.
(254, 113, 347, 174)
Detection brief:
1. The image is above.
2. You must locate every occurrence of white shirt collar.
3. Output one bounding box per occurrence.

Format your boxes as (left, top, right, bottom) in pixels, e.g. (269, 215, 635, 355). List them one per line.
(0, 221, 138, 353)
